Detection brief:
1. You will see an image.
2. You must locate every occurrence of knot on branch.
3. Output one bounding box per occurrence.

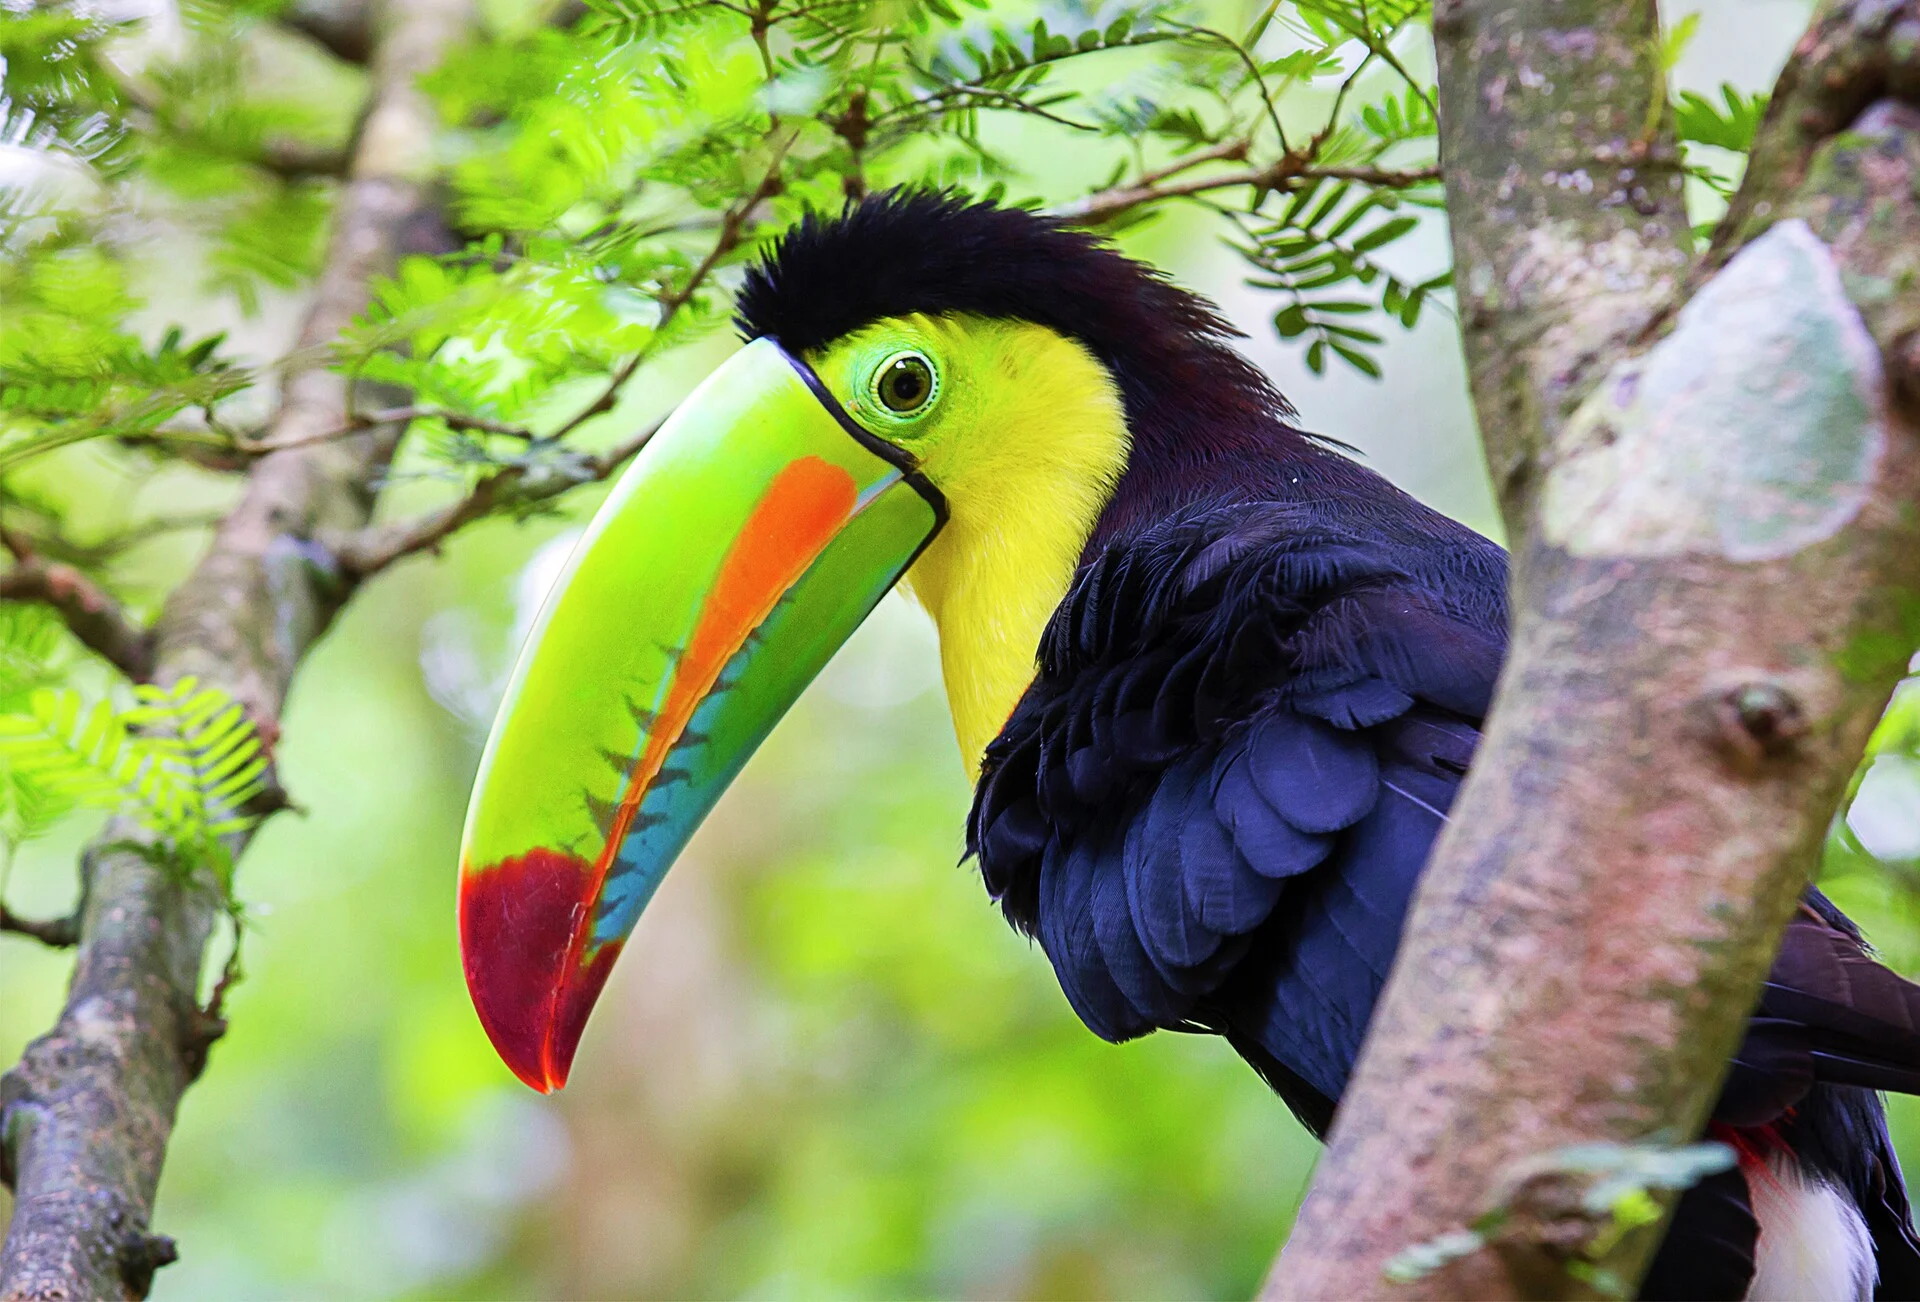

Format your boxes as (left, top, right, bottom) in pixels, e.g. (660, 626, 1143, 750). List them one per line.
(1700, 678, 1810, 773)
(178, 1010, 227, 1086)
(115, 1228, 178, 1299)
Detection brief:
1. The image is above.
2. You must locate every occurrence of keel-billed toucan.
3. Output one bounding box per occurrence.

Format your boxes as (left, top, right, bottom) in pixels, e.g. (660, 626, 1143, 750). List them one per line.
(458, 193, 1920, 1299)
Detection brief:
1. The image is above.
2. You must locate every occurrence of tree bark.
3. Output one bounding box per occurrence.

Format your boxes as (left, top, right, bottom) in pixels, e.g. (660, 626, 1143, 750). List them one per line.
(1270, 2, 1920, 1297)
(0, 2, 472, 1297)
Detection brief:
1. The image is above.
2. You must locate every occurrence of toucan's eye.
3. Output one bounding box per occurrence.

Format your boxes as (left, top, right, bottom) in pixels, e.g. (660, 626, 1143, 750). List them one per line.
(874, 352, 937, 415)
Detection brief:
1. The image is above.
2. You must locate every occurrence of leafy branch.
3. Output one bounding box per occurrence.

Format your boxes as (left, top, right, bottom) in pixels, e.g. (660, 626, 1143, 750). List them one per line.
(335, 417, 666, 576)
(0, 678, 268, 882)
(1235, 176, 1450, 378)
(0, 902, 80, 947)
(0, 543, 154, 682)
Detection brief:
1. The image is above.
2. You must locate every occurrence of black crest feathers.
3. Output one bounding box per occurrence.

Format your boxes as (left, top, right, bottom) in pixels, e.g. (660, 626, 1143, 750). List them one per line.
(736, 190, 1295, 441)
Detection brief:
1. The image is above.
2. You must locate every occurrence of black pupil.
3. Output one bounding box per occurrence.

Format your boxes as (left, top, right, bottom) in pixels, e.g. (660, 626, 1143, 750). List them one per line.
(879, 357, 932, 412)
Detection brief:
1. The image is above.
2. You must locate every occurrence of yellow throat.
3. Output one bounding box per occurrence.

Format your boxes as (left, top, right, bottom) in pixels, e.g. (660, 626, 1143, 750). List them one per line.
(893, 320, 1131, 775)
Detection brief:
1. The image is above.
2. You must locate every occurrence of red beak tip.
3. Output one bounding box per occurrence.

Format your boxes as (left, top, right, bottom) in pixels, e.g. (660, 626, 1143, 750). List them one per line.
(460, 848, 608, 1090)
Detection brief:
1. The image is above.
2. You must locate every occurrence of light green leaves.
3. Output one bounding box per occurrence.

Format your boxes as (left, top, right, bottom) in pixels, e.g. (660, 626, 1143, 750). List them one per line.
(1676, 85, 1768, 154)
(1242, 180, 1447, 378)
(0, 678, 269, 883)
(1676, 84, 1769, 201)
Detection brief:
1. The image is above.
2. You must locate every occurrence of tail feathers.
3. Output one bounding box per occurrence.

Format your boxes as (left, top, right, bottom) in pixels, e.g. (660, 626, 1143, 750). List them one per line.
(1809, 1048, 1920, 1099)
(1708, 894, 1920, 1300)
(1860, 1124, 1920, 1301)
(1760, 898, 1920, 1086)
(1719, 895, 1920, 1124)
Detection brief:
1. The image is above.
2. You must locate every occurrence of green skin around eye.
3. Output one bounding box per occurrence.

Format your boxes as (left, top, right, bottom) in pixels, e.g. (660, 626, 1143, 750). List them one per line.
(822, 329, 956, 437)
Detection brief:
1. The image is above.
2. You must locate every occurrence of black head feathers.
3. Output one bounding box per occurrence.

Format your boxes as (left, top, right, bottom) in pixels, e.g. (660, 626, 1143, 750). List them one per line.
(738, 190, 1293, 414)
(737, 190, 1336, 541)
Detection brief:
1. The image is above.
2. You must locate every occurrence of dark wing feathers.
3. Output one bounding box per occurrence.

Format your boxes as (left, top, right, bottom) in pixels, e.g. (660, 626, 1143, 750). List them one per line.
(971, 490, 1920, 1298)
(1125, 762, 1231, 974)
(1210, 750, 1332, 880)
(1245, 713, 1378, 835)
(971, 497, 1501, 1092)
(1177, 771, 1285, 938)
(1091, 840, 1193, 1025)
(1038, 830, 1147, 1042)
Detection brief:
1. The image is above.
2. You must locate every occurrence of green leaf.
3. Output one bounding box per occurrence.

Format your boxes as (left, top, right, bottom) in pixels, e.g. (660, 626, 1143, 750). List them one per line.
(0, 677, 269, 872)
(1675, 84, 1768, 154)
(1350, 214, 1418, 253)
(1661, 12, 1701, 73)
(1329, 340, 1382, 377)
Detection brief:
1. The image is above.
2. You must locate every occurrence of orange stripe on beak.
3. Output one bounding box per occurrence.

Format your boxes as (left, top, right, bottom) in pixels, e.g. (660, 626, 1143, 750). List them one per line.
(472, 455, 862, 1092)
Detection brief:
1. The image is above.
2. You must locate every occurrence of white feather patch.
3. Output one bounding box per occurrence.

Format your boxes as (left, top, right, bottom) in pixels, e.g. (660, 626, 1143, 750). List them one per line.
(1747, 1154, 1876, 1302)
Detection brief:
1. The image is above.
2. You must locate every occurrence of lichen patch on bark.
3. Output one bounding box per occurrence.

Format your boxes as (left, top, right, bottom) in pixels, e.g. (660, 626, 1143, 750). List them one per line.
(1544, 220, 1886, 561)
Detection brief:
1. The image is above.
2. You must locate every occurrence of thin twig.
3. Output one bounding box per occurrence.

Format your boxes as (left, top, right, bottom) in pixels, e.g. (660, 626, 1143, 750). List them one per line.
(0, 904, 79, 948)
(547, 149, 791, 444)
(333, 419, 666, 577)
(254, 138, 351, 181)
(1054, 155, 1440, 226)
(0, 553, 154, 681)
(1172, 23, 1292, 154)
(9, 512, 225, 568)
(1130, 138, 1254, 189)
(239, 405, 537, 455)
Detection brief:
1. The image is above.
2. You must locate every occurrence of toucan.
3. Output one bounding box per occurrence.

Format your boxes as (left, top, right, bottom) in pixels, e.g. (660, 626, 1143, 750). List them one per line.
(456, 192, 1920, 1299)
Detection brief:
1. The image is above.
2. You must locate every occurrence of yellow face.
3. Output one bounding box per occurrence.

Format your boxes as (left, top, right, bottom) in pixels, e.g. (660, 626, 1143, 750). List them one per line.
(809, 313, 1131, 773)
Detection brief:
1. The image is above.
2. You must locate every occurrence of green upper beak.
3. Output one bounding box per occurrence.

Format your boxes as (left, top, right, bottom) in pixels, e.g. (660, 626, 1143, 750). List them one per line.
(458, 338, 945, 1091)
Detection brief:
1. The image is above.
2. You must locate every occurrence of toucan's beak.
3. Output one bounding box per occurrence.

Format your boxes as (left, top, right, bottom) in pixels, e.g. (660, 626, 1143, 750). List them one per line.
(458, 338, 946, 1091)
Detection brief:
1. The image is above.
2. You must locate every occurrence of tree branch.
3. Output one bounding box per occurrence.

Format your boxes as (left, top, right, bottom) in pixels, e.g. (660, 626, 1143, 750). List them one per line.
(0, 556, 154, 682)
(1054, 147, 1438, 226)
(333, 419, 664, 577)
(278, 0, 374, 65)
(1271, 2, 1920, 1297)
(0, 2, 474, 1296)
(0, 906, 78, 949)
(254, 138, 351, 181)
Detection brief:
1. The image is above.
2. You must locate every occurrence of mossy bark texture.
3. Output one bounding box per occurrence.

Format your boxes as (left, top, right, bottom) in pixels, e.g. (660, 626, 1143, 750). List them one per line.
(1271, 3, 1920, 1298)
(0, 2, 472, 1297)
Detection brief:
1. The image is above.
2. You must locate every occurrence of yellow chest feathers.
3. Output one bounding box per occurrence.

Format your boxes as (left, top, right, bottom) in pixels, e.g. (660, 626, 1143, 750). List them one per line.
(894, 320, 1131, 775)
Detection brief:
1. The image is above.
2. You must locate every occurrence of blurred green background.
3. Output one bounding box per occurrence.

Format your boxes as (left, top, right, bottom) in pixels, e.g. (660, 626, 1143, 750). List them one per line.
(8, 0, 1918, 1298)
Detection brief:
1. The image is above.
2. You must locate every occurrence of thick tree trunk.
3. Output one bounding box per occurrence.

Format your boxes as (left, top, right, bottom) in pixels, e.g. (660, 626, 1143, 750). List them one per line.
(1270, 2, 1920, 1297)
(0, 2, 472, 1296)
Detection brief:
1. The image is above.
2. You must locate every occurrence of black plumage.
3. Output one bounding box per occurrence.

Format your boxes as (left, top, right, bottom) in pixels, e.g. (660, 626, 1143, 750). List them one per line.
(740, 191, 1920, 1300)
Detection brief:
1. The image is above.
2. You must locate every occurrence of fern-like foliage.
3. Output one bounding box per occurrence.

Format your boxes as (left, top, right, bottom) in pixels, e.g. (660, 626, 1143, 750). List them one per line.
(0, 606, 78, 848)
(1675, 84, 1769, 199)
(1238, 179, 1448, 377)
(0, 678, 267, 885)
